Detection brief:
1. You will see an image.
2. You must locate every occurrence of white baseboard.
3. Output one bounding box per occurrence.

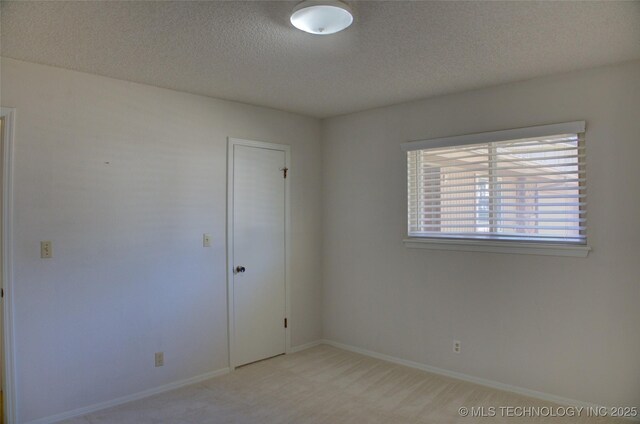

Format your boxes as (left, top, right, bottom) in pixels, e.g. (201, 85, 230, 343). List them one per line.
(27, 343, 320, 424)
(321, 339, 639, 421)
(289, 339, 323, 353)
(25, 341, 638, 423)
(26, 367, 230, 424)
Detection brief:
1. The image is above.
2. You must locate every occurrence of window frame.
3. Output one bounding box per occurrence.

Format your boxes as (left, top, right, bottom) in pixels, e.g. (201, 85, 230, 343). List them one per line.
(402, 122, 591, 257)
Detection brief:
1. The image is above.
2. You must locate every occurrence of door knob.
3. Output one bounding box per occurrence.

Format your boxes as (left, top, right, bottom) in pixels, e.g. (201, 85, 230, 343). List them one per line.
(235, 266, 246, 274)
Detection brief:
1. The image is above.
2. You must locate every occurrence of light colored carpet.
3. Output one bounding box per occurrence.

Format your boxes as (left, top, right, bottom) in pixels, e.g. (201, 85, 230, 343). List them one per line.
(62, 345, 624, 423)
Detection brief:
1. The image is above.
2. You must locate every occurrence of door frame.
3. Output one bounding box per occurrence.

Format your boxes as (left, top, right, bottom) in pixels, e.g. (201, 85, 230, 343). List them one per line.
(0, 107, 17, 424)
(226, 137, 291, 369)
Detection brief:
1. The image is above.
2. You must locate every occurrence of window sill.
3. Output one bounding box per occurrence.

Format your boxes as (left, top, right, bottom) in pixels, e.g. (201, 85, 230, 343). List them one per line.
(403, 238, 591, 257)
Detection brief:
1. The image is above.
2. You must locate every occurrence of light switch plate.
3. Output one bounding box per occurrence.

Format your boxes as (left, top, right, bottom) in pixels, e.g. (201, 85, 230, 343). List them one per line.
(41, 241, 53, 258)
(203, 234, 212, 247)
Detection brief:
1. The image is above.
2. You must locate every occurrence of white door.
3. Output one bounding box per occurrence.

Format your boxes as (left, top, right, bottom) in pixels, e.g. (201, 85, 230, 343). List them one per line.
(229, 140, 287, 367)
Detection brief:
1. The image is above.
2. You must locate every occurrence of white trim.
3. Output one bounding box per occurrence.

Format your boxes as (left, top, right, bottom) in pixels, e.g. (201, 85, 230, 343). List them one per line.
(320, 340, 639, 420)
(226, 140, 235, 369)
(0, 107, 17, 424)
(289, 340, 323, 353)
(284, 146, 292, 357)
(25, 367, 230, 424)
(403, 238, 591, 257)
(401, 121, 586, 151)
(226, 138, 292, 370)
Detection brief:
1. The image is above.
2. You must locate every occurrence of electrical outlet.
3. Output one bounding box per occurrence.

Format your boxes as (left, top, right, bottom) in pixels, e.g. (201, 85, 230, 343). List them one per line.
(203, 234, 212, 247)
(41, 241, 53, 258)
(453, 340, 461, 353)
(155, 352, 164, 367)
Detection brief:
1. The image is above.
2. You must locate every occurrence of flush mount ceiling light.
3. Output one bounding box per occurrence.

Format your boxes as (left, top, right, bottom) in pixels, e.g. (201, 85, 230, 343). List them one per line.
(290, 0, 353, 35)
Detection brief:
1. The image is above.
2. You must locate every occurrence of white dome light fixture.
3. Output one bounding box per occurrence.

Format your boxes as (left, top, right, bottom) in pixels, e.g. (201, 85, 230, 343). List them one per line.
(290, 0, 353, 35)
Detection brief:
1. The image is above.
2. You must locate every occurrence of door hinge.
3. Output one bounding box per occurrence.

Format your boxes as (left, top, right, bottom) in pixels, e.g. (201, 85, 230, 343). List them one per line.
(281, 167, 288, 179)
(284, 318, 288, 328)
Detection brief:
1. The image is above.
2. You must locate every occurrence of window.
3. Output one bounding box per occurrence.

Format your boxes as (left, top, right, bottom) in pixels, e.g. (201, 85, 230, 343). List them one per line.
(404, 122, 589, 256)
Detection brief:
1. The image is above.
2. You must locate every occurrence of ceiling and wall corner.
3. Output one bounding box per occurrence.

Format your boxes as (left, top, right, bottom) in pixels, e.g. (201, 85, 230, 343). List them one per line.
(1, 1, 639, 118)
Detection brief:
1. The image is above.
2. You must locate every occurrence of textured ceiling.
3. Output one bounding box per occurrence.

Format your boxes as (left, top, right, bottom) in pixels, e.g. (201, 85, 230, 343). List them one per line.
(1, 1, 639, 118)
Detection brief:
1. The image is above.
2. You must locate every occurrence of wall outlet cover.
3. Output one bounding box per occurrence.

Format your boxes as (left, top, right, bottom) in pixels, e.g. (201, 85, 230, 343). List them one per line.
(41, 241, 53, 258)
(155, 352, 164, 367)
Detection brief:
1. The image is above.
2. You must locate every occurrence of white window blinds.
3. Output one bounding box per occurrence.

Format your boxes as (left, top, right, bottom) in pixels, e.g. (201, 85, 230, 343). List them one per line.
(405, 123, 586, 244)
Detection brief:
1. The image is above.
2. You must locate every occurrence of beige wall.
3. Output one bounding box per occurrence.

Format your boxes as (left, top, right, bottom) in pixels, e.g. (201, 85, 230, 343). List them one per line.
(1, 58, 323, 423)
(321, 60, 640, 407)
